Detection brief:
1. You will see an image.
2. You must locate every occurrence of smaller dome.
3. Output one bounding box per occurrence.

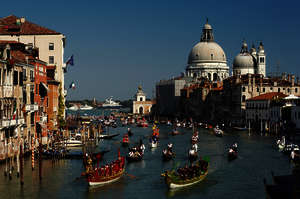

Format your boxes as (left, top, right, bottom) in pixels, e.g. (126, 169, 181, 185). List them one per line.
(233, 53, 256, 69)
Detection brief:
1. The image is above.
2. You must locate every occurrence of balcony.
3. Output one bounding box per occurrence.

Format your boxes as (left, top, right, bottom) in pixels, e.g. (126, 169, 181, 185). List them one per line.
(17, 118, 25, 125)
(2, 119, 17, 127)
(3, 84, 13, 97)
(25, 104, 39, 112)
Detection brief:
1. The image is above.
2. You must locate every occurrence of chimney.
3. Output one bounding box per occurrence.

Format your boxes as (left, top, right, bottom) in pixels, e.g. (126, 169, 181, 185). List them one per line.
(287, 74, 291, 82)
(20, 17, 26, 24)
(292, 75, 295, 87)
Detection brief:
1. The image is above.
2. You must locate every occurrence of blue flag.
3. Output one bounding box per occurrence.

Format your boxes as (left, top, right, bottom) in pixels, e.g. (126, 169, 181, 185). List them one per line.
(66, 55, 74, 66)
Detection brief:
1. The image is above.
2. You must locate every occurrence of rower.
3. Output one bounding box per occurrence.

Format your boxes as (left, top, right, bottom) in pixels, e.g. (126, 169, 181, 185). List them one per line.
(167, 143, 173, 152)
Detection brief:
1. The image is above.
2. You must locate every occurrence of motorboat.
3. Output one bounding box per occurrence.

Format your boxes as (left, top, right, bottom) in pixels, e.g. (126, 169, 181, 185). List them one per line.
(101, 97, 122, 109)
(64, 137, 83, 147)
(68, 105, 79, 111)
(80, 104, 93, 110)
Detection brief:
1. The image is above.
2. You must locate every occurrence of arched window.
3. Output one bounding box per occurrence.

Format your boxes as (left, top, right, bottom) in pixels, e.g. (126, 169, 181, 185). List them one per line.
(193, 73, 197, 78)
(211, 54, 214, 60)
(213, 73, 218, 81)
(208, 73, 211, 81)
(140, 97, 143, 101)
(139, 106, 143, 114)
(242, 87, 246, 92)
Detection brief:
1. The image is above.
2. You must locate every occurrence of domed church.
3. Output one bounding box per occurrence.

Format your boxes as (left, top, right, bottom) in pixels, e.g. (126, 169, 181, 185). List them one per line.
(186, 19, 229, 81)
(233, 40, 266, 76)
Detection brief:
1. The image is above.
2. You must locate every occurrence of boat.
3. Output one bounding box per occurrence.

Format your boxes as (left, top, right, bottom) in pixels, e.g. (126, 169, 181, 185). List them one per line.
(232, 126, 248, 131)
(80, 104, 93, 110)
(85, 153, 125, 186)
(283, 144, 300, 154)
(214, 126, 223, 137)
(162, 149, 175, 161)
(122, 134, 129, 147)
(68, 105, 79, 111)
(126, 145, 144, 162)
(98, 133, 120, 139)
(276, 136, 286, 151)
(64, 137, 83, 147)
(228, 148, 238, 161)
(162, 157, 209, 189)
(171, 129, 180, 136)
(137, 121, 149, 128)
(101, 97, 122, 109)
(149, 136, 158, 148)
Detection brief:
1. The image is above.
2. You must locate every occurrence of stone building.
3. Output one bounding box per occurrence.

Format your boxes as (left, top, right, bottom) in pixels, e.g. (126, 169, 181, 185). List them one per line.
(133, 86, 154, 115)
(0, 15, 66, 119)
(233, 41, 266, 76)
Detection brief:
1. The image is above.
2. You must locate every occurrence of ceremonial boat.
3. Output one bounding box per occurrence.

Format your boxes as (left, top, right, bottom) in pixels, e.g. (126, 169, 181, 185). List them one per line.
(122, 134, 129, 147)
(85, 154, 125, 186)
(98, 133, 120, 139)
(162, 158, 209, 189)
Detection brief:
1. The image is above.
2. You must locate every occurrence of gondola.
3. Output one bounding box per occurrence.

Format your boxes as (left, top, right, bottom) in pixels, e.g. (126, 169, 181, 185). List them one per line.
(126, 152, 143, 162)
(162, 158, 209, 189)
(171, 130, 180, 136)
(122, 134, 129, 147)
(98, 133, 120, 139)
(228, 150, 238, 161)
(162, 150, 175, 161)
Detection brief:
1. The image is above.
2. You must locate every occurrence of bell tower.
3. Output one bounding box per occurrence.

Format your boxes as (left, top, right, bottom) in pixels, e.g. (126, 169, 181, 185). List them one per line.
(257, 42, 266, 76)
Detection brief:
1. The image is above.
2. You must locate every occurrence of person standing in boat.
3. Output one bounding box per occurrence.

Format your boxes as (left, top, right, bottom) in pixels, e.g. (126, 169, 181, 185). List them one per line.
(167, 143, 173, 153)
(232, 143, 238, 152)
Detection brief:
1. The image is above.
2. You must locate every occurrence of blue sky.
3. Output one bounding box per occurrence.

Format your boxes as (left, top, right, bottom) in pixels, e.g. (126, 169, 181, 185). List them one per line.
(4, 0, 300, 100)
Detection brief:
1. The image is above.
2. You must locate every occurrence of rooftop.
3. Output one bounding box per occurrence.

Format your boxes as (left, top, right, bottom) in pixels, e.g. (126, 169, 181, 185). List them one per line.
(247, 92, 287, 101)
(0, 15, 61, 35)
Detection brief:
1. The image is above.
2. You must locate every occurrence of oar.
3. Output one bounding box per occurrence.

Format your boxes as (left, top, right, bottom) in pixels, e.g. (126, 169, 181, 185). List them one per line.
(125, 172, 137, 179)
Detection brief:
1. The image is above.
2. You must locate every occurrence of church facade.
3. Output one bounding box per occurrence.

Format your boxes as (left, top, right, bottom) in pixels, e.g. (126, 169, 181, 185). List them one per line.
(133, 86, 154, 115)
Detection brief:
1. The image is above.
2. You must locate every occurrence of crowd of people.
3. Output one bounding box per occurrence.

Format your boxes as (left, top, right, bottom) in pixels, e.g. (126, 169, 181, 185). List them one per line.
(175, 159, 208, 180)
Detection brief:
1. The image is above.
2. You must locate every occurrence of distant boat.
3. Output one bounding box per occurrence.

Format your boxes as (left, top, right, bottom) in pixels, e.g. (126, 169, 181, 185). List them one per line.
(101, 97, 122, 109)
(64, 137, 83, 147)
(80, 104, 93, 110)
(68, 105, 79, 111)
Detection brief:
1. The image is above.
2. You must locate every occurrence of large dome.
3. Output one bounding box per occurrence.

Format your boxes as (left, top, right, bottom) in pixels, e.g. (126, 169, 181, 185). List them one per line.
(188, 42, 226, 64)
(233, 53, 256, 69)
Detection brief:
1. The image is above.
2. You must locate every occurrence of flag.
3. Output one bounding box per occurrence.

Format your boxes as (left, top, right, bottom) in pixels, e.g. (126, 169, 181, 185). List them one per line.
(66, 55, 74, 66)
(69, 82, 76, 90)
(12, 102, 17, 120)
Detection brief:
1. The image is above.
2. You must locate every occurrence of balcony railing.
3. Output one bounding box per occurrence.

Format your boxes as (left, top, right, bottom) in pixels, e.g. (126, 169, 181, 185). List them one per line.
(25, 104, 39, 112)
(3, 84, 13, 97)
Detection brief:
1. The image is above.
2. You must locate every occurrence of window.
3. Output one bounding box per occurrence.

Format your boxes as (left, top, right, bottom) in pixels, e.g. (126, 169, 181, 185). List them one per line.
(19, 71, 23, 86)
(49, 56, 54, 64)
(242, 95, 246, 102)
(288, 88, 290, 93)
(49, 43, 54, 50)
(283, 88, 285, 90)
(242, 87, 246, 92)
(211, 54, 213, 60)
(263, 88, 265, 92)
(140, 97, 143, 101)
(13, 71, 18, 85)
(22, 69, 27, 81)
(260, 57, 265, 63)
(296, 88, 298, 93)
(270, 87, 273, 90)
(257, 87, 259, 92)
(278, 88, 280, 92)
(30, 70, 34, 82)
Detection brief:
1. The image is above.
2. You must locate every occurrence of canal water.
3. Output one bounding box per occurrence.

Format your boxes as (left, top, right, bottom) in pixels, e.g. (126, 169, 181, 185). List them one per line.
(0, 123, 294, 199)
